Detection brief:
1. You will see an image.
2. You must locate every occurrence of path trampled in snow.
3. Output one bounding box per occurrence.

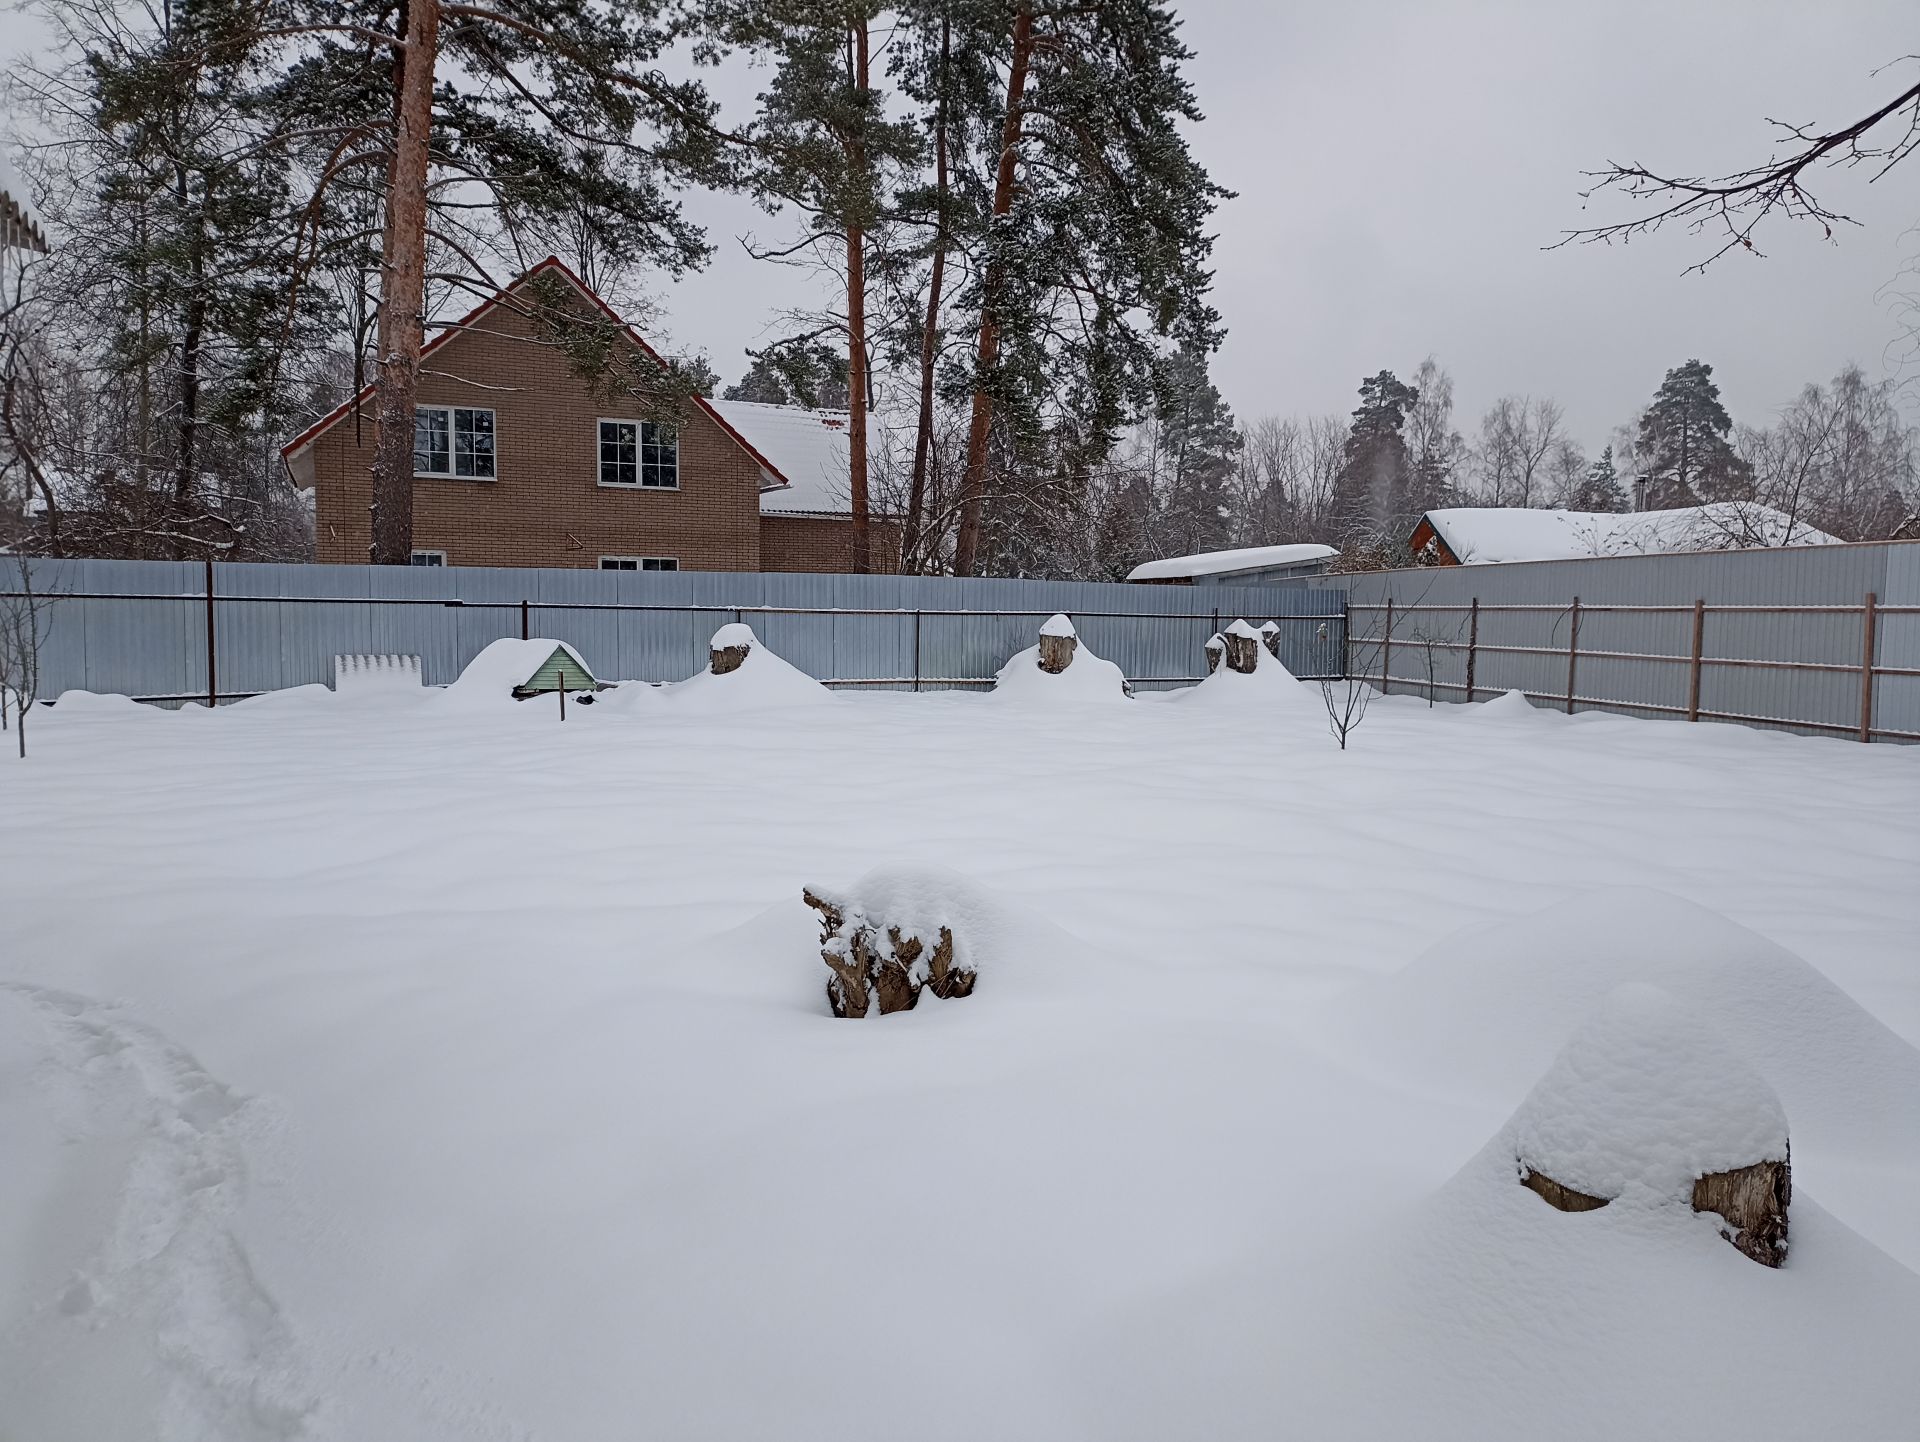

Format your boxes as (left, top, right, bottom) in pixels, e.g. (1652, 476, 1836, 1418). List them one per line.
(1, 680, 1916, 1440)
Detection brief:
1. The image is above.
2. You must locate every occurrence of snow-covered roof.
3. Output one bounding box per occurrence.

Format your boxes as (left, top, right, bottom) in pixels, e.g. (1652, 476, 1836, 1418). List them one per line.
(1126, 543, 1338, 582)
(0, 151, 47, 252)
(706, 399, 870, 517)
(1416, 503, 1841, 565)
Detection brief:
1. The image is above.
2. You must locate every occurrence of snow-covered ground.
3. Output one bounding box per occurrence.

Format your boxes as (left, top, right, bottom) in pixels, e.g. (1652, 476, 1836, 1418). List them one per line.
(1, 664, 1917, 1441)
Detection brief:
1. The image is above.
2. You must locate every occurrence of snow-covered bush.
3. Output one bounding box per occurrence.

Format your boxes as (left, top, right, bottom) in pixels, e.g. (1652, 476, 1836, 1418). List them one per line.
(1509, 983, 1791, 1263)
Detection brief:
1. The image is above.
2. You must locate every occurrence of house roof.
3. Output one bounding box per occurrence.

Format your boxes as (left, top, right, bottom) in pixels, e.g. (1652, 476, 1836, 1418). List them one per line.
(0, 151, 47, 252)
(1412, 504, 1842, 565)
(278, 257, 796, 502)
(1126, 543, 1338, 582)
(707, 399, 869, 517)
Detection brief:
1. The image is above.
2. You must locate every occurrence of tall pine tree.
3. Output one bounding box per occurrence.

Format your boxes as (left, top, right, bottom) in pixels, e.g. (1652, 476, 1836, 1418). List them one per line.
(1637, 360, 1751, 505)
(1330, 370, 1418, 549)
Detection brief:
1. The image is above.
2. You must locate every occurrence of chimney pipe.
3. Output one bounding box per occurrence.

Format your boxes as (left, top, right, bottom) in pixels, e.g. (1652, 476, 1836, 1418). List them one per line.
(1632, 475, 1649, 513)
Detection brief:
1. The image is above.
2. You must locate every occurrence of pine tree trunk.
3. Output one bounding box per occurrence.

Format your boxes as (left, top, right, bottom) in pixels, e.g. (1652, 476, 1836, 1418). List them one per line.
(369, 0, 441, 566)
(173, 164, 206, 557)
(902, 15, 951, 573)
(845, 17, 873, 575)
(952, 2, 1034, 577)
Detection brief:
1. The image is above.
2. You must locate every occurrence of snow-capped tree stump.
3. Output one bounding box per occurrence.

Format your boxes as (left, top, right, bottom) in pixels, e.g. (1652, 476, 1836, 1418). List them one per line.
(802, 887, 975, 1018)
(1693, 1156, 1791, 1267)
(1259, 620, 1282, 660)
(1221, 620, 1262, 674)
(1204, 634, 1225, 675)
(1037, 614, 1078, 674)
(710, 624, 754, 675)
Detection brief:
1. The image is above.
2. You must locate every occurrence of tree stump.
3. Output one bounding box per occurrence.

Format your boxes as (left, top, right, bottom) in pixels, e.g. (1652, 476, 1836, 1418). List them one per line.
(1221, 623, 1261, 675)
(1519, 1166, 1609, 1213)
(803, 887, 974, 1018)
(711, 637, 752, 675)
(1693, 1156, 1791, 1267)
(1037, 631, 1078, 674)
(1259, 621, 1282, 659)
(1205, 634, 1225, 675)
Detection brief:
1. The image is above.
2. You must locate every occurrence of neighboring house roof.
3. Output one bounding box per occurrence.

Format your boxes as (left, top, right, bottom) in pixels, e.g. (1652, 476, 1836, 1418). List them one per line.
(277, 257, 797, 503)
(1126, 542, 1338, 582)
(0, 151, 48, 252)
(707, 398, 866, 518)
(1410, 504, 1842, 565)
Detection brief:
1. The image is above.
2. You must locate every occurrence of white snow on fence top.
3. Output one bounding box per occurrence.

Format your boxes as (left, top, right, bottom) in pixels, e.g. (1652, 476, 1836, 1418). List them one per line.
(1510, 983, 1788, 1204)
(1040, 612, 1075, 638)
(707, 399, 877, 517)
(1419, 503, 1840, 565)
(1126, 543, 1338, 582)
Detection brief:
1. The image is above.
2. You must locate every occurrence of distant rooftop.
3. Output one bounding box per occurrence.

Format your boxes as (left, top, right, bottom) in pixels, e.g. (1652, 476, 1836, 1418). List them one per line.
(1127, 542, 1338, 582)
(1412, 504, 1842, 566)
(0, 152, 47, 252)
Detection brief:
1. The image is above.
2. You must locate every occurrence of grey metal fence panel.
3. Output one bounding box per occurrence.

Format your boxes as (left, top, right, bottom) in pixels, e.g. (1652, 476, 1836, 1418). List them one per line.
(6, 559, 1348, 702)
(1313, 541, 1919, 740)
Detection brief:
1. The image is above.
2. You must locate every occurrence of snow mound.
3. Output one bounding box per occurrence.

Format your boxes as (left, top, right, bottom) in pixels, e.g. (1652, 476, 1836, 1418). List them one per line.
(1320, 888, 1920, 1160)
(1471, 688, 1540, 720)
(47, 690, 150, 718)
(1510, 983, 1788, 1202)
(1165, 621, 1321, 717)
(991, 619, 1131, 704)
(659, 626, 831, 712)
(443, 638, 591, 707)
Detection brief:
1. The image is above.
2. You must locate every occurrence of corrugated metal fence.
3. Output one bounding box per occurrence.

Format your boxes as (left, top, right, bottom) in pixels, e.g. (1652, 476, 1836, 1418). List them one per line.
(1307, 540, 1920, 742)
(0, 558, 1347, 701)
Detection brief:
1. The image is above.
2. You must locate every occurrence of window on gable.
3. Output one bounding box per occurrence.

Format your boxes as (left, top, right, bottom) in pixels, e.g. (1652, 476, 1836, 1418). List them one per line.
(599, 556, 677, 572)
(414, 407, 495, 479)
(598, 419, 677, 489)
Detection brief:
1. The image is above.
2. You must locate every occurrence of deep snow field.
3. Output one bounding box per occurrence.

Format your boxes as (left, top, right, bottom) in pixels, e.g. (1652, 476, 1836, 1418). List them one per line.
(2, 648, 1917, 1442)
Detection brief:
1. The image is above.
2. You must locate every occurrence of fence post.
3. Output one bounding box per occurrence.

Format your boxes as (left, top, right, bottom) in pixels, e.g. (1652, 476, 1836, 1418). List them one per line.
(1687, 599, 1705, 722)
(1465, 598, 1479, 702)
(1379, 598, 1393, 694)
(203, 556, 217, 709)
(520, 598, 530, 641)
(1564, 596, 1581, 714)
(913, 609, 922, 693)
(1858, 591, 1878, 743)
(1341, 600, 1351, 679)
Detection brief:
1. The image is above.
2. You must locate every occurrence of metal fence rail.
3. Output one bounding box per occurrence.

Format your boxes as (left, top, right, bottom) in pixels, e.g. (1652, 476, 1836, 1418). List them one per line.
(0, 557, 1348, 702)
(1320, 540, 1920, 743)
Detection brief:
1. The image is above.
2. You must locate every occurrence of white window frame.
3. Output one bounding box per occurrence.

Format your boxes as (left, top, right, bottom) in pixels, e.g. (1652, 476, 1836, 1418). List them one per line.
(410, 550, 447, 567)
(599, 555, 678, 572)
(596, 417, 679, 490)
(414, 406, 496, 480)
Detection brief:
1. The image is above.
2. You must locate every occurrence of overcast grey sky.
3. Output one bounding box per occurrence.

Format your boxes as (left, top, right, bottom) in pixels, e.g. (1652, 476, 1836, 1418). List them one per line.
(5, 0, 1916, 449)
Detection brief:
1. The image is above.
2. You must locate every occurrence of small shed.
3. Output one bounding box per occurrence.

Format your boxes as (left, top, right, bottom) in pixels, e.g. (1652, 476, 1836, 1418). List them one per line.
(511, 643, 599, 699)
(1126, 543, 1337, 585)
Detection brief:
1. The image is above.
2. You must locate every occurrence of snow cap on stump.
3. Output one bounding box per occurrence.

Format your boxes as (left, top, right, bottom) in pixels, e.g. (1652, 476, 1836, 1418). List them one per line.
(1258, 619, 1282, 658)
(1037, 613, 1078, 674)
(709, 622, 757, 675)
(1512, 982, 1791, 1263)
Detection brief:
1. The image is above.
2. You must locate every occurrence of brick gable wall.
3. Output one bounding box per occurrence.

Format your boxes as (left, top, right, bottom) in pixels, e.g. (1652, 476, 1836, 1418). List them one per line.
(760, 514, 901, 573)
(310, 281, 766, 570)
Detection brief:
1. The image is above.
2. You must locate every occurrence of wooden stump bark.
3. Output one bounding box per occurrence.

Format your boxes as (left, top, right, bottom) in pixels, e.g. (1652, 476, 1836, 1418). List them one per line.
(1037, 631, 1078, 674)
(803, 888, 975, 1017)
(1519, 1166, 1609, 1213)
(1205, 634, 1225, 675)
(1693, 1156, 1790, 1267)
(1259, 621, 1282, 659)
(711, 639, 752, 675)
(1221, 626, 1261, 675)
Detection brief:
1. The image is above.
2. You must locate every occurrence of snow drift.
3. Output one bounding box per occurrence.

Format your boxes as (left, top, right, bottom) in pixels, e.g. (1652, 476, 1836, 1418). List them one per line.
(442, 637, 592, 708)
(654, 624, 832, 712)
(991, 614, 1131, 704)
(1164, 619, 1321, 718)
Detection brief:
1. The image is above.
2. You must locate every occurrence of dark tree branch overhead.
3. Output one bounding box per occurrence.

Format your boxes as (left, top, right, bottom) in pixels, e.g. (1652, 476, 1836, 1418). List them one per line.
(1555, 68, 1920, 272)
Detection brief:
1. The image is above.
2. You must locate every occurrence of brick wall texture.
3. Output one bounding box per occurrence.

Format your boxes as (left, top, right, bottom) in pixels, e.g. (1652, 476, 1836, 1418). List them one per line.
(306, 273, 875, 573)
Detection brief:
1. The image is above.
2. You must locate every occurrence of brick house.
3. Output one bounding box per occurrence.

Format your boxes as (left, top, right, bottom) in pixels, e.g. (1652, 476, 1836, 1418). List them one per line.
(281, 257, 890, 572)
